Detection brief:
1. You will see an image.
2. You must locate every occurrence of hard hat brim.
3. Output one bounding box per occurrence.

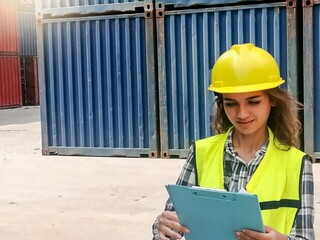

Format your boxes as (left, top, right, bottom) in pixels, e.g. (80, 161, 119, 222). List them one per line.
(208, 79, 285, 93)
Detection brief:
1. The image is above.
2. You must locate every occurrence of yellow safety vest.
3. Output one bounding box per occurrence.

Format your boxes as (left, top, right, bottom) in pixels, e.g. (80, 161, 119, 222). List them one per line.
(195, 128, 305, 234)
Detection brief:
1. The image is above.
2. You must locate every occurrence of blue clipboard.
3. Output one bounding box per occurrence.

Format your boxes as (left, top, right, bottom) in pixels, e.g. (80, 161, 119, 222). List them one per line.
(166, 184, 264, 240)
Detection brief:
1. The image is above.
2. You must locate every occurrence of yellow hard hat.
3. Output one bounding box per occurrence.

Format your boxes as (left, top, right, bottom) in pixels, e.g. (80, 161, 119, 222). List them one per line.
(208, 43, 285, 93)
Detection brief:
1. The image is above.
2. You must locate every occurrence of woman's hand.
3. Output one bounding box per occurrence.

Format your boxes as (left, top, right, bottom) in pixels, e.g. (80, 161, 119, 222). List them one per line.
(236, 225, 288, 240)
(157, 211, 190, 240)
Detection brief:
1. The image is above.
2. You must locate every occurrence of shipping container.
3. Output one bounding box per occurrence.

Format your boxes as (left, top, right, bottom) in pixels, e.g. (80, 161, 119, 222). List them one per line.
(18, 12, 37, 56)
(35, 0, 152, 18)
(21, 56, 39, 105)
(156, 1, 299, 158)
(0, 56, 22, 108)
(302, 0, 320, 160)
(155, 0, 268, 9)
(20, 0, 35, 13)
(0, 1, 19, 53)
(36, 10, 159, 157)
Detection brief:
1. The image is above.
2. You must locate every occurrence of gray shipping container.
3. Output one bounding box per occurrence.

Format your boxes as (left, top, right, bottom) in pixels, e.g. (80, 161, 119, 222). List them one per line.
(18, 12, 37, 56)
(36, 10, 159, 157)
(156, 1, 299, 158)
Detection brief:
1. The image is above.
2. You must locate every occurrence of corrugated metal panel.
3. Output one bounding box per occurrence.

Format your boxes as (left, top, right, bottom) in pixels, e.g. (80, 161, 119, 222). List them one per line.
(37, 13, 159, 157)
(0, 2, 19, 53)
(155, 0, 286, 9)
(20, 0, 35, 13)
(157, 1, 298, 158)
(42, 0, 146, 7)
(313, 2, 320, 155)
(18, 12, 37, 56)
(303, 0, 319, 159)
(21, 56, 39, 105)
(36, 0, 152, 17)
(0, 56, 22, 108)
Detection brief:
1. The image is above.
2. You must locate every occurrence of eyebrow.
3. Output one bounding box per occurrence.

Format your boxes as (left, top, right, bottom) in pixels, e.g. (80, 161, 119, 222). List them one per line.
(223, 95, 262, 101)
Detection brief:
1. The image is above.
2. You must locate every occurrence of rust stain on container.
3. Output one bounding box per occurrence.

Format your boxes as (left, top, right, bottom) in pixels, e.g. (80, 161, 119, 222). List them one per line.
(0, 56, 22, 108)
(21, 56, 39, 105)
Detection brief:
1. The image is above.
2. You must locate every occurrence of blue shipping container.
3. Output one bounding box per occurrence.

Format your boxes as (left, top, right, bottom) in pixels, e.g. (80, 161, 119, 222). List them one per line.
(18, 12, 37, 56)
(36, 0, 152, 17)
(157, 2, 298, 158)
(37, 13, 159, 157)
(303, 0, 320, 159)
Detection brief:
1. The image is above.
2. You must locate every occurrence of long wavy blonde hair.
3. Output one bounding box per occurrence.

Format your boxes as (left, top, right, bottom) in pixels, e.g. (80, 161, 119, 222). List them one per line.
(212, 87, 303, 149)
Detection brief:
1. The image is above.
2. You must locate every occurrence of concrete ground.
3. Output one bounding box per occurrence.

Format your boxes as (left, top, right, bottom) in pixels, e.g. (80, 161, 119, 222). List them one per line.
(0, 106, 319, 240)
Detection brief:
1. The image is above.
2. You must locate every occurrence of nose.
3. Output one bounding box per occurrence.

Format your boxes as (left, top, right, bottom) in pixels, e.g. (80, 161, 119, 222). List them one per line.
(237, 103, 250, 119)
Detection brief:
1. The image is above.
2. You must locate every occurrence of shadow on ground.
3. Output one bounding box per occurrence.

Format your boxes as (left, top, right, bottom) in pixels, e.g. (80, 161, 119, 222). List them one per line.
(0, 106, 40, 126)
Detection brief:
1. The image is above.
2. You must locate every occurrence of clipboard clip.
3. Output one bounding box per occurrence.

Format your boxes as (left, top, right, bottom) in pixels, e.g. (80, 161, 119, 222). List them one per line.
(190, 187, 236, 201)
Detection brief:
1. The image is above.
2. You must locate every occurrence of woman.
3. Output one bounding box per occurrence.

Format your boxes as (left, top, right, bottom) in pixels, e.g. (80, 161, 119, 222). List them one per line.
(152, 43, 314, 240)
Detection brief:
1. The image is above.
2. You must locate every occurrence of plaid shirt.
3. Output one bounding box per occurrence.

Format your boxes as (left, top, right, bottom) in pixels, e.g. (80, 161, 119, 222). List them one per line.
(152, 131, 315, 240)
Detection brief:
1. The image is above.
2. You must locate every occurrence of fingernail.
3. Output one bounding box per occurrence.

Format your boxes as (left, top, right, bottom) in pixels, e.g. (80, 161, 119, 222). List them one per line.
(235, 233, 241, 240)
(176, 234, 182, 239)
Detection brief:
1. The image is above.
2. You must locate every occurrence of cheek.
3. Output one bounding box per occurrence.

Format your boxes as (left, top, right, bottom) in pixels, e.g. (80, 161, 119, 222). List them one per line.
(224, 107, 236, 120)
(223, 106, 230, 116)
(257, 105, 272, 118)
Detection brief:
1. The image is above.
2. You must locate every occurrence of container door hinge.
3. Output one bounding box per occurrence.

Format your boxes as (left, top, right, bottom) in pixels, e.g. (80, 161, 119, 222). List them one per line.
(286, 0, 297, 8)
(156, 3, 164, 18)
(145, 3, 154, 19)
(303, 0, 314, 7)
(36, 12, 43, 25)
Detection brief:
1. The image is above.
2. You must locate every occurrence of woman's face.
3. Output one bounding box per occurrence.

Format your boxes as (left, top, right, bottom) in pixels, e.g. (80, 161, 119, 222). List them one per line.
(222, 91, 272, 136)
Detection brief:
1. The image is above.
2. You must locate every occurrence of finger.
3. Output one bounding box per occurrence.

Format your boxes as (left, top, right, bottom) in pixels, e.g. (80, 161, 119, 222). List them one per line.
(160, 211, 190, 234)
(236, 230, 252, 240)
(159, 226, 183, 240)
(263, 225, 288, 240)
(158, 212, 189, 239)
(158, 216, 189, 235)
(162, 211, 180, 222)
(239, 229, 265, 240)
(158, 231, 171, 240)
(264, 225, 274, 233)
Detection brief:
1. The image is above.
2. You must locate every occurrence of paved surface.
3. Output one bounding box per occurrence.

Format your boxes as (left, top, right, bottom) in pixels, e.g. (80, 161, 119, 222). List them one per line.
(0, 106, 319, 240)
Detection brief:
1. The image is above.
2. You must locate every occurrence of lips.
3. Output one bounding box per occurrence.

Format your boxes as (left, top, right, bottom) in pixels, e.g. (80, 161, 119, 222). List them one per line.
(236, 120, 254, 125)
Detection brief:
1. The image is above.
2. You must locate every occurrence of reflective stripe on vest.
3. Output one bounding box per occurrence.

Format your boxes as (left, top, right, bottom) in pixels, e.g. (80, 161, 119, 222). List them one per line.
(195, 128, 305, 234)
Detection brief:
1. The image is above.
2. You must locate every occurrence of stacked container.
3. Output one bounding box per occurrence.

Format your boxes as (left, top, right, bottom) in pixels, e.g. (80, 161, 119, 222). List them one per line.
(19, 0, 39, 106)
(155, 0, 299, 158)
(37, 0, 319, 160)
(302, 0, 320, 160)
(0, 0, 22, 108)
(36, 0, 160, 157)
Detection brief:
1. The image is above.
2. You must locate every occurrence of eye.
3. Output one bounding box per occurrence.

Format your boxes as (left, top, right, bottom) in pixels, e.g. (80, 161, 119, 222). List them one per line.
(224, 102, 237, 107)
(248, 101, 260, 105)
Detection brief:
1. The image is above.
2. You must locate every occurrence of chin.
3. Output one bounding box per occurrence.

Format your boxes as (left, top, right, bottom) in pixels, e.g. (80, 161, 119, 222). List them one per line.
(236, 127, 256, 135)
